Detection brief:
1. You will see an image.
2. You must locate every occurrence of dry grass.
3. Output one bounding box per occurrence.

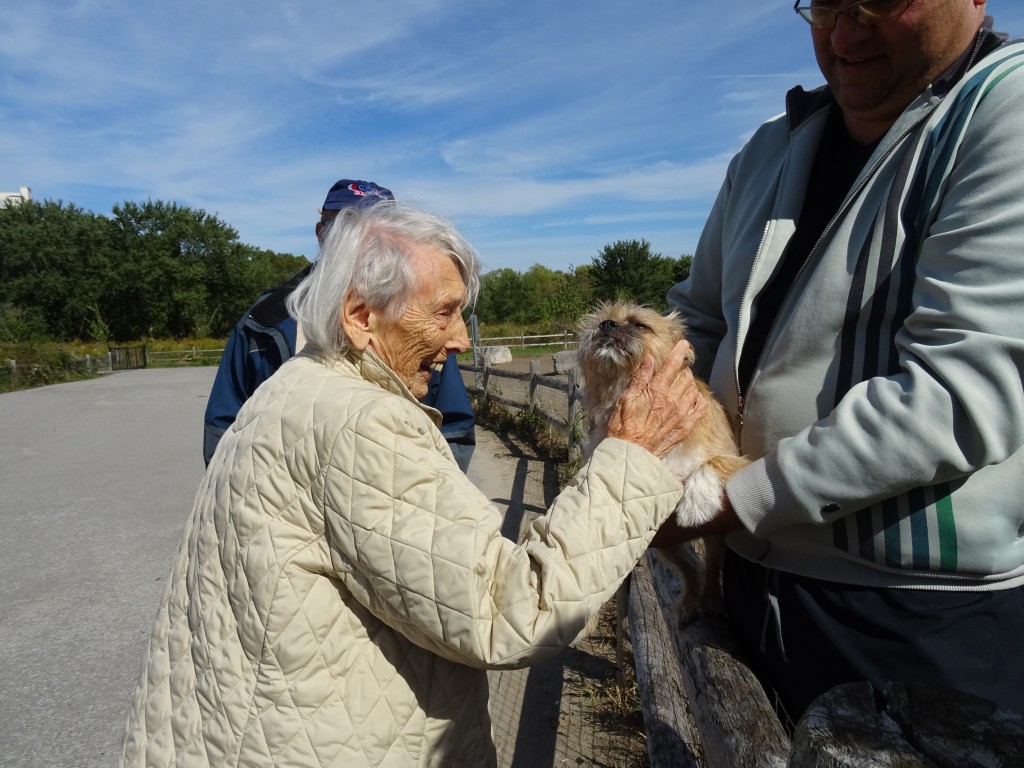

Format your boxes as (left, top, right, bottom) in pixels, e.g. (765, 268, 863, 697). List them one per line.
(472, 359, 651, 767)
(568, 600, 651, 768)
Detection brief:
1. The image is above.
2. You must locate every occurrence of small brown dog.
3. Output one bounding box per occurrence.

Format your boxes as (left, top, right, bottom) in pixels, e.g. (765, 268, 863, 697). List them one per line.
(576, 301, 748, 627)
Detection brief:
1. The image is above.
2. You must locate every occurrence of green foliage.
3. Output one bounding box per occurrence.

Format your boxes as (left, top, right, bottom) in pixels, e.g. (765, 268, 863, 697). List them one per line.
(473, 242, 688, 330)
(87, 305, 111, 343)
(476, 268, 526, 323)
(0, 200, 114, 341)
(590, 238, 692, 310)
(0, 198, 308, 343)
(475, 263, 596, 328)
(0, 342, 102, 392)
(1, 192, 689, 345)
(0, 303, 48, 343)
(470, 394, 569, 465)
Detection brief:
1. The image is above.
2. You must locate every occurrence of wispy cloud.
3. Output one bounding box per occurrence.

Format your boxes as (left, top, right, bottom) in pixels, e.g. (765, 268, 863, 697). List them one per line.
(3, 1, 1022, 271)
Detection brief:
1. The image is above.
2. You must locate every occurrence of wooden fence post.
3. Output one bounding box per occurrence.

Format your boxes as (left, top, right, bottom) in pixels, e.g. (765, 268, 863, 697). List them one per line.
(528, 361, 538, 410)
(630, 555, 704, 768)
(481, 358, 491, 406)
(567, 368, 579, 457)
(7, 359, 16, 387)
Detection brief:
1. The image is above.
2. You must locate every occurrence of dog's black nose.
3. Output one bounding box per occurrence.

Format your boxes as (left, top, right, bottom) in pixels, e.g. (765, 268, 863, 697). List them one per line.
(599, 319, 616, 331)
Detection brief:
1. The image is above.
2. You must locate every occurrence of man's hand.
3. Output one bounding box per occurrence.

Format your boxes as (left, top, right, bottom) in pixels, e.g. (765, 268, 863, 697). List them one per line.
(650, 494, 743, 548)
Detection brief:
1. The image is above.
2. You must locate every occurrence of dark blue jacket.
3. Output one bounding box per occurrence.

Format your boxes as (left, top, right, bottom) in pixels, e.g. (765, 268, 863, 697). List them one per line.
(203, 270, 475, 470)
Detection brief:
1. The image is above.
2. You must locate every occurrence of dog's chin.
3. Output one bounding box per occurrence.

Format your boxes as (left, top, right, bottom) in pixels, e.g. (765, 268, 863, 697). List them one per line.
(581, 345, 641, 379)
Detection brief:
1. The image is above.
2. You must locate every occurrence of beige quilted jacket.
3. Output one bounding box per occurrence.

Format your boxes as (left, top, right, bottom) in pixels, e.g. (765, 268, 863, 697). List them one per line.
(120, 349, 684, 767)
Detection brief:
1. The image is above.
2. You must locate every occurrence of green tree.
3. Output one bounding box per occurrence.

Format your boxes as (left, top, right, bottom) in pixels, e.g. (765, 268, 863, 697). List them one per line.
(475, 268, 524, 324)
(545, 264, 593, 328)
(0, 200, 113, 340)
(0, 197, 309, 342)
(591, 239, 692, 310)
(517, 264, 562, 324)
(203, 244, 309, 338)
(105, 200, 307, 339)
(107, 200, 235, 338)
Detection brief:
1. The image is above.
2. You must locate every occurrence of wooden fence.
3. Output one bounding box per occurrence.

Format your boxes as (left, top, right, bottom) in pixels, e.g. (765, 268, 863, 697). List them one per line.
(138, 333, 578, 367)
(146, 347, 224, 366)
(461, 358, 586, 458)
(473, 331, 577, 350)
(460, 355, 790, 765)
(3, 350, 116, 391)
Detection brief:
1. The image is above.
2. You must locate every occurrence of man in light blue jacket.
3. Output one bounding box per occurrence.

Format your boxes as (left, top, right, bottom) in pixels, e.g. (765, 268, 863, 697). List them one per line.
(663, 0, 1024, 722)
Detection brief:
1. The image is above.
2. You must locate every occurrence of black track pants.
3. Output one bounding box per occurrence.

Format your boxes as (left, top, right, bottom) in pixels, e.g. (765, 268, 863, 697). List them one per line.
(723, 549, 1024, 723)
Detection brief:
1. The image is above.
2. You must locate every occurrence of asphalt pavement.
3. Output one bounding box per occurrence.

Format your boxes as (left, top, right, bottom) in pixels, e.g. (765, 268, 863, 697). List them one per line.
(0, 368, 212, 768)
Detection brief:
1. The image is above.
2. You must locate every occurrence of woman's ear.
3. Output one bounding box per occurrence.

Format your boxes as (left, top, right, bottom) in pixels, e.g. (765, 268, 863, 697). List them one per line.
(341, 290, 371, 351)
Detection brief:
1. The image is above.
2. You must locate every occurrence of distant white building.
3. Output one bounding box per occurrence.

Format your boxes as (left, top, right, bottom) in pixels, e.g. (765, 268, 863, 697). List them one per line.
(0, 186, 32, 206)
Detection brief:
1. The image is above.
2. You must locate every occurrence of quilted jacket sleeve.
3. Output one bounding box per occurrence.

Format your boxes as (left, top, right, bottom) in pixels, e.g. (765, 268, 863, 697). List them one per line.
(319, 393, 684, 669)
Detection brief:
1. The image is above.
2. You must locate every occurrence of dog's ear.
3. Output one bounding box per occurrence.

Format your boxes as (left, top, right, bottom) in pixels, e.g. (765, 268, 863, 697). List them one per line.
(663, 309, 688, 334)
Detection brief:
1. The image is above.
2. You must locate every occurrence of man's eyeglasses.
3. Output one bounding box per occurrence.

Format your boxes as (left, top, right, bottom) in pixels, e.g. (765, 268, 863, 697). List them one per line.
(793, 0, 912, 30)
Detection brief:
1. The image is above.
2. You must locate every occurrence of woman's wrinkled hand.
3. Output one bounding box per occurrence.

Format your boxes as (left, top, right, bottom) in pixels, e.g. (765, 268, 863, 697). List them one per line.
(606, 340, 707, 458)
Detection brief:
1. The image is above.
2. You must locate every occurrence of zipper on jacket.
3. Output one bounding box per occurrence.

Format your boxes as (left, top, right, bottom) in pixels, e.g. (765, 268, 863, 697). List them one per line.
(733, 219, 772, 454)
(733, 114, 928, 455)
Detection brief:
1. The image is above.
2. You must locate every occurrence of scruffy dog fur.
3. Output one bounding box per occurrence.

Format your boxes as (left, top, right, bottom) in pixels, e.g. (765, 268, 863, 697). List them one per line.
(576, 301, 748, 634)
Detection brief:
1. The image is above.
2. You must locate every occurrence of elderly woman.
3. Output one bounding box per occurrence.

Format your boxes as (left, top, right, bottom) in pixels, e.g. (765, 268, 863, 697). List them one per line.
(120, 203, 706, 768)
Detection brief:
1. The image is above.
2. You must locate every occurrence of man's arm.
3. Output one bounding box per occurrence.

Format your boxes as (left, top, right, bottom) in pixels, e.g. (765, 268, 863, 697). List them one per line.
(203, 325, 253, 466)
(732, 68, 1024, 537)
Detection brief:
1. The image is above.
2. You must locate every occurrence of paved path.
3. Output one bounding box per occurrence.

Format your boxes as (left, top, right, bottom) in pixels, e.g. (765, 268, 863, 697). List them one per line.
(0, 368, 637, 768)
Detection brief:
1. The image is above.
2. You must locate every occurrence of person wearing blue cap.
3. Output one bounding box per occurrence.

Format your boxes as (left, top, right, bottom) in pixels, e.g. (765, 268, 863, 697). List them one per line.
(202, 179, 476, 470)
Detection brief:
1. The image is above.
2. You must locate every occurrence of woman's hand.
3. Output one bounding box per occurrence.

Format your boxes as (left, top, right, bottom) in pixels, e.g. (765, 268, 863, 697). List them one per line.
(606, 340, 707, 458)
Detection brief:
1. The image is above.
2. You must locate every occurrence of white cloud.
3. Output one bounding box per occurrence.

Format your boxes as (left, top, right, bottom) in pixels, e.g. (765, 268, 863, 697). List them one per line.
(6, 0, 1016, 276)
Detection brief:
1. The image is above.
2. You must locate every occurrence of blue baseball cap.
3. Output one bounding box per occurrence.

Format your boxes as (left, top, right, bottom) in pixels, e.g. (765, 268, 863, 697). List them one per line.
(321, 179, 394, 211)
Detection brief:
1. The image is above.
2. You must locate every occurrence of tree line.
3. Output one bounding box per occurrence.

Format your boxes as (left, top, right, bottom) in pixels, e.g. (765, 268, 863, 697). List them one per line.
(0, 198, 691, 343)
(477, 239, 692, 330)
(0, 199, 308, 342)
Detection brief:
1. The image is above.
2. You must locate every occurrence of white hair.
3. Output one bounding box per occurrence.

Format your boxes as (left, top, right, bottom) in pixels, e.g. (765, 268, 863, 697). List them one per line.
(286, 202, 480, 356)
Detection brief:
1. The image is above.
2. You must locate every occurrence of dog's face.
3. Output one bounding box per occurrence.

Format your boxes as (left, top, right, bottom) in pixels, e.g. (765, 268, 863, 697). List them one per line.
(576, 302, 692, 422)
(577, 301, 690, 379)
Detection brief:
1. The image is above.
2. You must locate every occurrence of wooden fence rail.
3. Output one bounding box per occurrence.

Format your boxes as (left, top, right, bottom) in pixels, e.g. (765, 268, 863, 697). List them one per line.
(473, 331, 577, 350)
(147, 348, 224, 365)
(633, 551, 790, 768)
(459, 359, 586, 459)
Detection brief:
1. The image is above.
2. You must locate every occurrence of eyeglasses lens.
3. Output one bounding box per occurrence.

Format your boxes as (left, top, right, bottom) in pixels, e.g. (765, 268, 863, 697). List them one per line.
(797, 0, 908, 30)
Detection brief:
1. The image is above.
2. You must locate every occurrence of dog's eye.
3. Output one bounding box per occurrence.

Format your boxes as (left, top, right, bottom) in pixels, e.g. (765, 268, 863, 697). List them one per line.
(633, 322, 652, 332)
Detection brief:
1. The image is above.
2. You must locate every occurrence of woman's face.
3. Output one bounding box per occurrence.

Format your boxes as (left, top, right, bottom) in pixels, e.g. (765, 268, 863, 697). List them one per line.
(368, 244, 470, 399)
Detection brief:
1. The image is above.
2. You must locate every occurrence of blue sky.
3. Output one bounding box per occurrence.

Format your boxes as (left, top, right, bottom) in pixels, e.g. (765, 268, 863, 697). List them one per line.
(2, 2, 1022, 274)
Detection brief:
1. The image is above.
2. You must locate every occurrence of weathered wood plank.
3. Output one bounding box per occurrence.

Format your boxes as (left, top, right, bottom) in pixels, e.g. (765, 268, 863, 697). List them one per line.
(629, 556, 705, 768)
(888, 681, 1024, 767)
(647, 551, 790, 768)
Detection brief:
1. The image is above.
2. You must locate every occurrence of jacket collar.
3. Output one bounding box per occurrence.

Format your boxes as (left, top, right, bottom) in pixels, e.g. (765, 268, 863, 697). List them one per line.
(315, 346, 443, 428)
